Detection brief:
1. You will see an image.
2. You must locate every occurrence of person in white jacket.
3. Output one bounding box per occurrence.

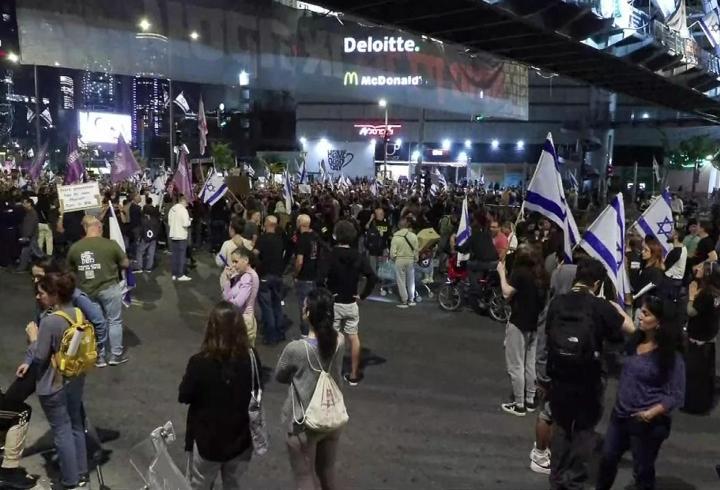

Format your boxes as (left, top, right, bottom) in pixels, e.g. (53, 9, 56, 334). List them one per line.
(168, 196, 192, 281)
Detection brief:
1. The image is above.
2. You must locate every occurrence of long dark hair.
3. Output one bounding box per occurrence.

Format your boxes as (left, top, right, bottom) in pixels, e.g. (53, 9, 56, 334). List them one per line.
(306, 288, 337, 360)
(512, 245, 548, 291)
(638, 296, 682, 378)
(201, 301, 249, 361)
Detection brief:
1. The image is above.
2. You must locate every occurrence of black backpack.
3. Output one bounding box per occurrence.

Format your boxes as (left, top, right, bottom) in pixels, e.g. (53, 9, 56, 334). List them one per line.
(141, 213, 161, 241)
(546, 293, 600, 383)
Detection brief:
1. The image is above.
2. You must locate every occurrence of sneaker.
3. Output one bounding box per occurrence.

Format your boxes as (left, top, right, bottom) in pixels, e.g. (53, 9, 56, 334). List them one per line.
(0, 467, 38, 489)
(176, 275, 192, 282)
(132, 269, 143, 274)
(343, 373, 363, 386)
(501, 402, 527, 417)
(95, 357, 108, 368)
(396, 303, 409, 309)
(530, 447, 551, 475)
(172, 276, 177, 281)
(108, 353, 129, 366)
(379, 287, 388, 296)
(144, 269, 153, 273)
(408, 301, 417, 307)
(78, 473, 90, 487)
(526, 399, 537, 412)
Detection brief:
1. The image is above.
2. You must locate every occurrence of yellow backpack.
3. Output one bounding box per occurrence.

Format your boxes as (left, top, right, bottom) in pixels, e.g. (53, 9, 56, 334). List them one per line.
(52, 308, 97, 378)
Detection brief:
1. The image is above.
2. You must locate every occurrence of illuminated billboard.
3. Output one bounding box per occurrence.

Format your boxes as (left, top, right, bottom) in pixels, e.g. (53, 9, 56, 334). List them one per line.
(78, 111, 131, 144)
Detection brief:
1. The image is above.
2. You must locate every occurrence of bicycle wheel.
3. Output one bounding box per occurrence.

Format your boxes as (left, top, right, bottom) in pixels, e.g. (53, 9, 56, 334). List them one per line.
(438, 284, 462, 311)
(488, 288, 510, 323)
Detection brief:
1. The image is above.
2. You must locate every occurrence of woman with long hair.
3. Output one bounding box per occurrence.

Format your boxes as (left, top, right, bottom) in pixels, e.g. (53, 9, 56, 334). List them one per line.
(684, 262, 720, 413)
(179, 301, 259, 490)
(15, 272, 89, 488)
(596, 296, 685, 490)
(221, 247, 260, 346)
(497, 245, 548, 416)
(275, 288, 345, 490)
(635, 237, 666, 302)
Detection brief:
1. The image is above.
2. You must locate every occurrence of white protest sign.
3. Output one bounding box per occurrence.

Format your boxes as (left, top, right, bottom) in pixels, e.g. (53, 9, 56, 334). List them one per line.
(57, 181, 102, 213)
(298, 184, 311, 194)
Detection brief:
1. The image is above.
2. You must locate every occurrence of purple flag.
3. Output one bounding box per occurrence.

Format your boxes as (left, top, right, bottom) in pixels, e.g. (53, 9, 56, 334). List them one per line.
(172, 148, 194, 200)
(64, 136, 84, 184)
(111, 133, 141, 183)
(28, 140, 49, 181)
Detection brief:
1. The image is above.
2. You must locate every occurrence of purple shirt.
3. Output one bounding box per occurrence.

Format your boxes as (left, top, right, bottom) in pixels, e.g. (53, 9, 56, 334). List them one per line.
(222, 268, 259, 316)
(614, 349, 685, 418)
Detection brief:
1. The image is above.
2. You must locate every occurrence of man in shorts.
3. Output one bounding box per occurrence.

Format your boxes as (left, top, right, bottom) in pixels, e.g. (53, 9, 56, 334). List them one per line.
(322, 220, 377, 386)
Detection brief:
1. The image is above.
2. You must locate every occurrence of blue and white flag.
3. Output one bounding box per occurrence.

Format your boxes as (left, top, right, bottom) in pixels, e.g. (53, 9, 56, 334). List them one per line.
(631, 190, 674, 256)
(199, 170, 228, 206)
(370, 180, 379, 197)
(296, 157, 306, 184)
(579, 193, 628, 302)
(108, 205, 136, 307)
(456, 196, 471, 265)
(524, 133, 579, 262)
(432, 167, 447, 189)
(569, 171, 579, 191)
(283, 170, 294, 213)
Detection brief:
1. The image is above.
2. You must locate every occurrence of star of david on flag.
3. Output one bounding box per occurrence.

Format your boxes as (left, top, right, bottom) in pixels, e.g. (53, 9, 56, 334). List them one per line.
(630, 190, 674, 257)
(199, 170, 228, 206)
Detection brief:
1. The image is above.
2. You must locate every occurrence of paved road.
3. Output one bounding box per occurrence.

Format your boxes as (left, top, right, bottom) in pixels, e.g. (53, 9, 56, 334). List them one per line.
(0, 255, 717, 489)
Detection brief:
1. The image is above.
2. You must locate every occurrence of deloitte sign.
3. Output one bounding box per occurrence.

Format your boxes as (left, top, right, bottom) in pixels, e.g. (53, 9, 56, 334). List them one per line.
(343, 36, 420, 54)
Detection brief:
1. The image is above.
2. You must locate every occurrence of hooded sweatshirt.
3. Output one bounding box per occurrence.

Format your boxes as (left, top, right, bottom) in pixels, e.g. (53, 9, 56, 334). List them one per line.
(325, 246, 378, 303)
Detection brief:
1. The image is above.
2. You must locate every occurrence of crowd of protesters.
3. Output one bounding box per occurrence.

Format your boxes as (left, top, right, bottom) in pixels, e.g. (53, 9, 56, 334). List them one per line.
(0, 167, 718, 490)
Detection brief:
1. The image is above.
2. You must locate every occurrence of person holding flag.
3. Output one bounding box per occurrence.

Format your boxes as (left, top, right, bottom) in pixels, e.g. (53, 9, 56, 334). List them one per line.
(630, 190, 674, 258)
(199, 170, 228, 207)
(64, 136, 84, 185)
(283, 169, 294, 215)
(110, 134, 141, 183)
(198, 97, 208, 156)
(67, 216, 130, 367)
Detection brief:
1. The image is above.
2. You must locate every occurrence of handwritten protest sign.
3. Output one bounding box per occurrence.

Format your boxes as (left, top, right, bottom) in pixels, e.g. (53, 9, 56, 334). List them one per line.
(57, 181, 102, 213)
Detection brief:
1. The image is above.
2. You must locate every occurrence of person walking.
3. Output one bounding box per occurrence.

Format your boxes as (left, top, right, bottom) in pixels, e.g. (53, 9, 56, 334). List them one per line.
(254, 215, 286, 345)
(275, 288, 345, 490)
(390, 218, 419, 308)
(323, 220, 378, 386)
(544, 258, 635, 489)
(596, 296, 685, 490)
(497, 246, 547, 416)
(16, 272, 89, 488)
(221, 247, 260, 347)
(179, 301, 261, 490)
(67, 216, 129, 366)
(168, 195, 192, 282)
(135, 196, 161, 273)
(294, 214, 320, 336)
(36, 189, 53, 258)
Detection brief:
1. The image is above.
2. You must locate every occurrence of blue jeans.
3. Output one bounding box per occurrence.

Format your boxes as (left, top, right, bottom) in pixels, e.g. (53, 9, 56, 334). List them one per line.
(137, 239, 157, 271)
(94, 283, 124, 357)
(295, 280, 315, 336)
(73, 289, 108, 360)
(38, 377, 87, 487)
(258, 275, 284, 342)
(170, 239, 187, 277)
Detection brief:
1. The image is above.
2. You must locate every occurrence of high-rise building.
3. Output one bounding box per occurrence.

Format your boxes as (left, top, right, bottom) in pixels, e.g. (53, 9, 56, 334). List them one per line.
(132, 76, 167, 145)
(81, 64, 115, 110)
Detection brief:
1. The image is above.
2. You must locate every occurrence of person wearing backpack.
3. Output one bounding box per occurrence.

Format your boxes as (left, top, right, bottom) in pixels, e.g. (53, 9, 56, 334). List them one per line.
(15, 272, 92, 489)
(179, 301, 261, 490)
(276, 288, 347, 490)
(390, 218, 419, 308)
(544, 258, 635, 490)
(135, 196, 161, 273)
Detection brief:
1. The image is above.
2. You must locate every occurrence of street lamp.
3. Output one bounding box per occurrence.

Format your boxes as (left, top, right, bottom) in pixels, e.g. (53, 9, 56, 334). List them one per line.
(189, 31, 199, 41)
(379, 99, 389, 178)
(239, 70, 250, 87)
(138, 18, 151, 32)
(7, 52, 19, 63)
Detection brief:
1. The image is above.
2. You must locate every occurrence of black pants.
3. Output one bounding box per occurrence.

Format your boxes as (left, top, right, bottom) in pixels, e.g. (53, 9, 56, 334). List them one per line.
(549, 381, 604, 490)
(596, 412, 671, 490)
(684, 341, 716, 414)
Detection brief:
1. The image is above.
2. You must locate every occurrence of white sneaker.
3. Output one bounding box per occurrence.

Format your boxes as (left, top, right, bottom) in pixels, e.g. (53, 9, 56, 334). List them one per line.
(408, 301, 417, 307)
(177, 275, 192, 282)
(171, 276, 177, 281)
(396, 303, 409, 309)
(529, 447, 551, 475)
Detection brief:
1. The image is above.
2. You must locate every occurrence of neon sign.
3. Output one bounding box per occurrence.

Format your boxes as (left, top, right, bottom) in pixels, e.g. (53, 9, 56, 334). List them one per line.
(354, 124, 402, 137)
(343, 71, 423, 87)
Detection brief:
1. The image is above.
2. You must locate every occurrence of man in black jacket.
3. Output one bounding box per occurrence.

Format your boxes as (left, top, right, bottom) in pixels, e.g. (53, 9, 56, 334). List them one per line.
(254, 215, 286, 345)
(323, 220, 378, 386)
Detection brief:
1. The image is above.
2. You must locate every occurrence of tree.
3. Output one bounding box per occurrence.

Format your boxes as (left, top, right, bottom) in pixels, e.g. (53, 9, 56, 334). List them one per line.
(663, 134, 720, 194)
(211, 142, 235, 171)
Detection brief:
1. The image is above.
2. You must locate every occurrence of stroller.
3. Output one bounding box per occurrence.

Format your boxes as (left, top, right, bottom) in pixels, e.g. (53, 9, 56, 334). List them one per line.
(413, 228, 440, 302)
(130, 422, 190, 490)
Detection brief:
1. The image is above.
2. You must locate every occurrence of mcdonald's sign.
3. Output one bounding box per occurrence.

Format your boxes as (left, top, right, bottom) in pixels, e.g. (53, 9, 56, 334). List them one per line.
(343, 71, 359, 86)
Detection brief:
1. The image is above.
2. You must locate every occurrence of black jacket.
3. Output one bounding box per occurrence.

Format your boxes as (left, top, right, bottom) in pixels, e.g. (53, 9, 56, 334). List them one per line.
(457, 226, 498, 263)
(179, 351, 261, 462)
(325, 246, 378, 303)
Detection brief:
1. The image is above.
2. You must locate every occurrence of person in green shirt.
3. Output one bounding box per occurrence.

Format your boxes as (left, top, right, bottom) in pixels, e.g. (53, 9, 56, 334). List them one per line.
(67, 216, 130, 367)
(683, 219, 700, 260)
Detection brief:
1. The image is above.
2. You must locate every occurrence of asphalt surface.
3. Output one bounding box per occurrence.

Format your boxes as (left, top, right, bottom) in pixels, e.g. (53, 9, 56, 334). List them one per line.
(0, 254, 718, 489)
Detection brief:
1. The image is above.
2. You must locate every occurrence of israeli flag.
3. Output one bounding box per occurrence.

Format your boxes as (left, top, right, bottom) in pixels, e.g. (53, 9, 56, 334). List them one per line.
(283, 170, 294, 213)
(456, 196, 471, 265)
(569, 171, 579, 191)
(524, 133, 579, 262)
(630, 190, 674, 257)
(432, 167, 447, 188)
(199, 170, 228, 206)
(579, 193, 628, 302)
(108, 205, 136, 307)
